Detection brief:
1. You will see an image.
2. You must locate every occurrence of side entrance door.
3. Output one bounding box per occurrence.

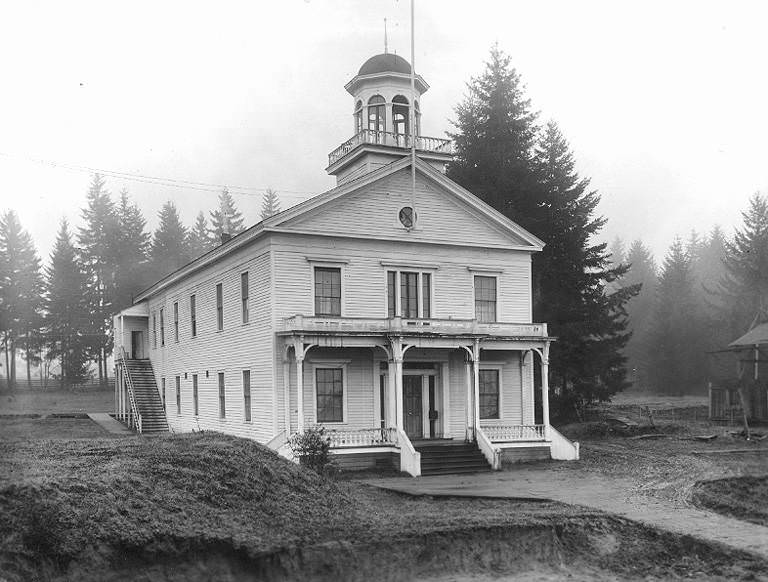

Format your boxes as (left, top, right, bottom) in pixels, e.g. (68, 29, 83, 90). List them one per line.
(403, 375, 423, 439)
(131, 331, 144, 359)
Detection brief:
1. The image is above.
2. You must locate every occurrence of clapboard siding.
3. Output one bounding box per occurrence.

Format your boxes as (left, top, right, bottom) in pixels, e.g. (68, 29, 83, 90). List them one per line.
(146, 238, 274, 442)
(271, 233, 532, 323)
(280, 169, 530, 248)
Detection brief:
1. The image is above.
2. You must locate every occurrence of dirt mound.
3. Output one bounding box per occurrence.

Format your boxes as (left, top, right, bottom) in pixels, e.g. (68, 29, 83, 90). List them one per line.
(693, 475, 768, 527)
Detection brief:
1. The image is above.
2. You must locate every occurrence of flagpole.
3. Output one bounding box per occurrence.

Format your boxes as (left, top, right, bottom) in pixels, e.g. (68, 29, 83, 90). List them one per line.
(410, 0, 416, 221)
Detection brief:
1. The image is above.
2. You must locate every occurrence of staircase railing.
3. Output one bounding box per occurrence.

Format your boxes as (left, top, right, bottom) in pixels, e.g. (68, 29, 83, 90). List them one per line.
(397, 428, 421, 477)
(118, 348, 143, 434)
(475, 426, 501, 470)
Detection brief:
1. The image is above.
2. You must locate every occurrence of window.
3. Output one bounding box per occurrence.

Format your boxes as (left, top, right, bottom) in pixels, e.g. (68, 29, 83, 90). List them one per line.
(173, 302, 179, 342)
(368, 95, 385, 133)
(474, 276, 497, 323)
(218, 372, 226, 418)
(314, 267, 341, 316)
(387, 271, 431, 318)
(175, 376, 181, 415)
(241, 272, 249, 324)
(414, 100, 421, 135)
(161, 377, 166, 411)
(479, 369, 500, 420)
(316, 368, 343, 423)
(216, 283, 223, 331)
(190, 294, 197, 337)
(392, 95, 409, 135)
(152, 313, 157, 348)
(243, 370, 251, 422)
(192, 374, 198, 416)
(354, 100, 363, 134)
(160, 308, 165, 346)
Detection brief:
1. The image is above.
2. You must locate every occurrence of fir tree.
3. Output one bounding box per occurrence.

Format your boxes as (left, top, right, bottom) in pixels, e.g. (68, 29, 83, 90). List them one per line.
(209, 188, 245, 242)
(151, 201, 191, 281)
(609, 237, 626, 269)
(260, 188, 281, 220)
(114, 189, 151, 309)
(0, 210, 44, 388)
(648, 238, 708, 394)
(45, 220, 91, 387)
(77, 174, 118, 383)
(188, 211, 214, 258)
(720, 193, 768, 335)
(622, 240, 658, 389)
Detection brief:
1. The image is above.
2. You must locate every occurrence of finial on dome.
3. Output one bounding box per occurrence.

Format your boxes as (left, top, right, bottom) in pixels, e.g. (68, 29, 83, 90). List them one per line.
(384, 18, 388, 54)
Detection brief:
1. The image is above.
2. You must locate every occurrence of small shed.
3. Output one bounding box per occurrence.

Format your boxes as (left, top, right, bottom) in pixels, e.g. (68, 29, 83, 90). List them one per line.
(709, 322, 768, 422)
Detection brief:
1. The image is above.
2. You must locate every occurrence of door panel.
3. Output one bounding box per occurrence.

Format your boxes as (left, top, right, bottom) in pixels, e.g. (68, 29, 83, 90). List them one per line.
(131, 331, 144, 359)
(404, 375, 423, 439)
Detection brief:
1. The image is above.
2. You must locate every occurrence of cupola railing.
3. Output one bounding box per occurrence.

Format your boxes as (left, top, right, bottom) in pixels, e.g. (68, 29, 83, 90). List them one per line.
(328, 129, 453, 166)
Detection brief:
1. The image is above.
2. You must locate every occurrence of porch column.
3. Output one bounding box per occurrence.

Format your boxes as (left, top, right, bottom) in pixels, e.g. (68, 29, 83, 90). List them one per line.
(282, 349, 291, 435)
(472, 339, 481, 436)
(465, 357, 473, 440)
(390, 338, 404, 432)
(541, 342, 551, 441)
(296, 353, 305, 433)
(387, 359, 397, 429)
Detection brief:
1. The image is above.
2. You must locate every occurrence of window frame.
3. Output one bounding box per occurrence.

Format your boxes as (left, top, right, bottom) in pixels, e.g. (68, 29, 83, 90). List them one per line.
(242, 370, 251, 422)
(478, 366, 502, 421)
(190, 294, 197, 337)
(161, 377, 166, 411)
(152, 312, 157, 349)
(175, 375, 181, 416)
(216, 282, 223, 331)
(192, 374, 199, 416)
(173, 301, 179, 343)
(386, 270, 434, 319)
(241, 271, 250, 324)
(367, 94, 385, 133)
(311, 361, 349, 425)
(218, 372, 226, 419)
(313, 265, 343, 317)
(159, 308, 165, 346)
(474, 274, 498, 323)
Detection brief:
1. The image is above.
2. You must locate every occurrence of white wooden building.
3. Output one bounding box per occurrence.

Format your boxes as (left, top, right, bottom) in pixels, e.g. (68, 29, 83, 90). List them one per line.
(113, 52, 578, 475)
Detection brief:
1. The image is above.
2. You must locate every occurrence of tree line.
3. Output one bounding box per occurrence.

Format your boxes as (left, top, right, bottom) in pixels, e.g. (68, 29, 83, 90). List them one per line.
(611, 193, 768, 395)
(0, 179, 281, 389)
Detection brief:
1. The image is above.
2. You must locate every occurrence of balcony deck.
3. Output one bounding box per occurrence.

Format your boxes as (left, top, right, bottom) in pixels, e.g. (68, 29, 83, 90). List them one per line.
(328, 129, 453, 167)
(280, 315, 547, 339)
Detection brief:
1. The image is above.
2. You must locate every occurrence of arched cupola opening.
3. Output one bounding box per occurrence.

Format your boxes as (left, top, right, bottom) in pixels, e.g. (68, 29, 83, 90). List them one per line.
(392, 95, 409, 136)
(354, 100, 363, 134)
(368, 95, 385, 133)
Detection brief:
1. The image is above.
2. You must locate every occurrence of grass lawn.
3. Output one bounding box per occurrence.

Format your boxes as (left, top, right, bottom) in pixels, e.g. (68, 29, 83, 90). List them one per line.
(2, 433, 768, 581)
(0, 388, 113, 415)
(692, 476, 768, 527)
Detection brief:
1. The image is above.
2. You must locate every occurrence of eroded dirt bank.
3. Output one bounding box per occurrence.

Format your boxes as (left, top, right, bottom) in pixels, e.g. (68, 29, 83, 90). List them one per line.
(46, 517, 768, 582)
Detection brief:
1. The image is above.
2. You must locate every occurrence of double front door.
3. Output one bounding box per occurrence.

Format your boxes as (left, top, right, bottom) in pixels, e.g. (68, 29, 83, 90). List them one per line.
(403, 373, 439, 440)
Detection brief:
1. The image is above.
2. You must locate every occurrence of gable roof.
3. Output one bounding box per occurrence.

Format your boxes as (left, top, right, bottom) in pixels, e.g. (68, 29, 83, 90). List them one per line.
(730, 322, 768, 347)
(134, 157, 544, 303)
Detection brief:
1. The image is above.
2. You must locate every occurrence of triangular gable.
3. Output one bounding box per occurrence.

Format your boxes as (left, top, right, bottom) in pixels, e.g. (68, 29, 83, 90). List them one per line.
(730, 322, 768, 347)
(272, 158, 543, 250)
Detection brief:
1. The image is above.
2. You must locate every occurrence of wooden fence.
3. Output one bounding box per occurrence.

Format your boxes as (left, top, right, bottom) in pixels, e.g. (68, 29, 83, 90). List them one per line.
(0, 378, 114, 391)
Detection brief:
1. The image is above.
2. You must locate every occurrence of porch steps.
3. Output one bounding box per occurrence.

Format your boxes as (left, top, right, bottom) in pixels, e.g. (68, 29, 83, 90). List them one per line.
(415, 440, 491, 475)
(123, 359, 168, 434)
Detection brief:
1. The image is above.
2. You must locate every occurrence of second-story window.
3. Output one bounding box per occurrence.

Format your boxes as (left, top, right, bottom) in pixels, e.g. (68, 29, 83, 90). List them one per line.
(160, 308, 165, 346)
(368, 95, 385, 133)
(190, 294, 197, 337)
(474, 275, 497, 323)
(173, 302, 179, 342)
(387, 271, 431, 319)
(216, 283, 223, 331)
(152, 313, 157, 348)
(314, 267, 341, 316)
(241, 271, 249, 324)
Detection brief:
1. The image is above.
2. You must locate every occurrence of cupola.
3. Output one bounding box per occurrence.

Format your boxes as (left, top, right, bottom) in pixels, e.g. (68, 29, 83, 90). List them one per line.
(326, 52, 453, 185)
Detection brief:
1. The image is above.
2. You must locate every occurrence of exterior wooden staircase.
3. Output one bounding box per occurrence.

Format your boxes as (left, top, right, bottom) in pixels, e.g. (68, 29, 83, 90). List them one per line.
(118, 356, 168, 434)
(414, 440, 491, 475)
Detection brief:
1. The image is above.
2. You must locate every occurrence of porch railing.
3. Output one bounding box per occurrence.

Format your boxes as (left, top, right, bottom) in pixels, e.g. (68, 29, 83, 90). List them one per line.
(483, 424, 547, 442)
(328, 130, 453, 166)
(326, 427, 398, 448)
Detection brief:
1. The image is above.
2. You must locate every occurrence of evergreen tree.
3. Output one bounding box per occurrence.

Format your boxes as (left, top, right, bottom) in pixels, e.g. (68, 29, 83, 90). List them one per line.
(45, 220, 91, 387)
(188, 211, 214, 258)
(260, 188, 281, 220)
(648, 238, 707, 394)
(77, 174, 118, 383)
(696, 226, 730, 348)
(609, 237, 626, 269)
(532, 122, 638, 411)
(114, 189, 151, 309)
(151, 201, 191, 281)
(720, 193, 768, 336)
(621, 240, 658, 389)
(209, 188, 245, 242)
(0, 210, 44, 388)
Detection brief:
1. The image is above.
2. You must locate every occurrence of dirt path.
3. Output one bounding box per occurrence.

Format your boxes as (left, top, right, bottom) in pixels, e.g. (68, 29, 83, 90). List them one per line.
(365, 469, 768, 559)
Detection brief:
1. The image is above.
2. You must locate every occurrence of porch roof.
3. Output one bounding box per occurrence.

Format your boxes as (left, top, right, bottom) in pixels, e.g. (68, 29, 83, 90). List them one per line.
(730, 322, 768, 347)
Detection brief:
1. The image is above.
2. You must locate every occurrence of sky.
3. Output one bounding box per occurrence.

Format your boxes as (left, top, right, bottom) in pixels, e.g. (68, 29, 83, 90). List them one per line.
(1, 0, 767, 266)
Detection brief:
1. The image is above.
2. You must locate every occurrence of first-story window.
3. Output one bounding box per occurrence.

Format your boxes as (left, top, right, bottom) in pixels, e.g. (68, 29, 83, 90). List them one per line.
(479, 369, 500, 420)
(314, 267, 341, 316)
(474, 275, 497, 323)
(218, 372, 226, 418)
(316, 368, 343, 423)
(175, 376, 181, 415)
(192, 374, 199, 416)
(161, 377, 166, 410)
(387, 270, 431, 318)
(243, 370, 251, 422)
